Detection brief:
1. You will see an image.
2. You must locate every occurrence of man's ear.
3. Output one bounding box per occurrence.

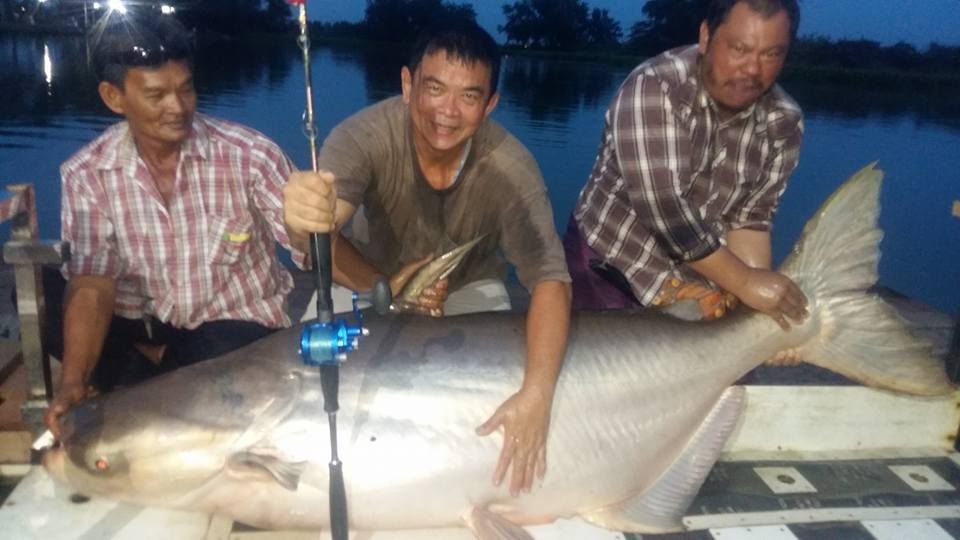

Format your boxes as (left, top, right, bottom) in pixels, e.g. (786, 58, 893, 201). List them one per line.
(483, 91, 500, 118)
(400, 66, 412, 104)
(97, 81, 125, 115)
(698, 21, 710, 55)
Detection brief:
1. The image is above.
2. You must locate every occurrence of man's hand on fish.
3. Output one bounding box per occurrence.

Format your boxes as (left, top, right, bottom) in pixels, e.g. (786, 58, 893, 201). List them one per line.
(44, 379, 97, 439)
(476, 386, 552, 496)
(738, 268, 809, 330)
(688, 247, 809, 330)
(282, 170, 337, 252)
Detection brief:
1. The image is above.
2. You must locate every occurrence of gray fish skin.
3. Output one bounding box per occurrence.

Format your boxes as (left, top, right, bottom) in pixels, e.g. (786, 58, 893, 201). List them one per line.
(392, 235, 485, 313)
(44, 164, 953, 535)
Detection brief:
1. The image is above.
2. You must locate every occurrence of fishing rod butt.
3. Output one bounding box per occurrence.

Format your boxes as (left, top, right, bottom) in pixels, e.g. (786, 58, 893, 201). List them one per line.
(329, 461, 349, 540)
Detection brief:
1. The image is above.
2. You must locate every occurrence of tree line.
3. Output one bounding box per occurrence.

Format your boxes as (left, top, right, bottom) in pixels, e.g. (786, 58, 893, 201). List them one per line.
(8, 0, 958, 77)
(311, 0, 960, 78)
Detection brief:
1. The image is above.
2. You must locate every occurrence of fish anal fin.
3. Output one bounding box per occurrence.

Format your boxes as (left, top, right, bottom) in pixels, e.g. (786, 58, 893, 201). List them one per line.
(462, 507, 533, 540)
(581, 386, 745, 533)
(226, 450, 306, 491)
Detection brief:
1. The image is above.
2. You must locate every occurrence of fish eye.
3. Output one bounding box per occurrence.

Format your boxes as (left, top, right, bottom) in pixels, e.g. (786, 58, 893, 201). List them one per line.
(85, 452, 124, 475)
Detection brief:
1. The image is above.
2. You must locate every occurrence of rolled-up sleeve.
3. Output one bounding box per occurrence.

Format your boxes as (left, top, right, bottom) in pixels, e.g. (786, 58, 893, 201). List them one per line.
(613, 74, 721, 262)
(249, 141, 303, 266)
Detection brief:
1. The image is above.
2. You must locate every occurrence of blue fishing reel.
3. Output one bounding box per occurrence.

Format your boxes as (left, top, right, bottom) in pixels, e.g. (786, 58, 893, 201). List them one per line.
(299, 318, 364, 366)
(298, 280, 391, 366)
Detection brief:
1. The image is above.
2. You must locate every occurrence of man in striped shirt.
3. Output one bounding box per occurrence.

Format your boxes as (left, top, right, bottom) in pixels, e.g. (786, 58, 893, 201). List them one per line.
(43, 16, 315, 436)
(566, 0, 808, 328)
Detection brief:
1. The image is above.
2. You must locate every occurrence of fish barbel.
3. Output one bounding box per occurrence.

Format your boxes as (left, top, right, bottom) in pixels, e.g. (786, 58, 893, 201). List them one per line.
(44, 164, 953, 537)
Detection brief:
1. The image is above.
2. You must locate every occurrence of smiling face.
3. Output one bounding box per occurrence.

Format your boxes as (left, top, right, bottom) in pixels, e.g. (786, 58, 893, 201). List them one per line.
(401, 51, 499, 162)
(698, 1, 791, 117)
(98, 59, 197, 150)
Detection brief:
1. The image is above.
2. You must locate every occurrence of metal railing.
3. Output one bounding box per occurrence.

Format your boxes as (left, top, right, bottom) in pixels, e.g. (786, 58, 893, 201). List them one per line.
(0, 184, 69, 437)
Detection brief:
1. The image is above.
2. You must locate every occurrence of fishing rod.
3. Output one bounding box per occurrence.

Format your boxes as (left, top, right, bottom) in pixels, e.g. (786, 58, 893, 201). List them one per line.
(288, 1, 348, 538)
(288, 2, 390, 538)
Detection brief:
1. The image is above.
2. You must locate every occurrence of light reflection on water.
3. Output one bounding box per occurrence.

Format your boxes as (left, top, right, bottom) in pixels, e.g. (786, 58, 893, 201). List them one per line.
(0, 34, 957, 315)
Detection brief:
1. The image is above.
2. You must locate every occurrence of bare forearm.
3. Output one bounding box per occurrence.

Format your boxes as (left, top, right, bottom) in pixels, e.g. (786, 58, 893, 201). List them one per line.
(522, 280, 571, 399)
(331, 233, 385, 292)
(61, 276, 116, 386)
(726, 228, 772, 270)
(687, 246, 752, 296)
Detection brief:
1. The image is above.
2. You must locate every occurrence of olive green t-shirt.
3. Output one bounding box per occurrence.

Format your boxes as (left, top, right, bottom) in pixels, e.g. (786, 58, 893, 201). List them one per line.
(317, 96, 570, 292)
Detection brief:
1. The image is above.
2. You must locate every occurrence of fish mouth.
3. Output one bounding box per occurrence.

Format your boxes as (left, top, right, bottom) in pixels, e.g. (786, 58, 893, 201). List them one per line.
(42, 444, 68, 484)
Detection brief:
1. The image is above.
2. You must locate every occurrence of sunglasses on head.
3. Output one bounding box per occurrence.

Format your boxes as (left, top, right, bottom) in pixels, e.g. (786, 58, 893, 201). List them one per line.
(105, 43, 168, 67)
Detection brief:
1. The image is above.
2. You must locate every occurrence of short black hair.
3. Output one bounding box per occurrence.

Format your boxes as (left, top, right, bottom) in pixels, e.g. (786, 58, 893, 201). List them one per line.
(705, 0, 800, 44)
(407, 21, 501, 96)
(91, 14, 194, 88)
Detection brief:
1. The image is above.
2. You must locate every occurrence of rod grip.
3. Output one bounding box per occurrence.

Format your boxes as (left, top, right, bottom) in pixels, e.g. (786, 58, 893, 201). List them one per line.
(310, 232, 334, 324)
(320, 364, 340, 414)
(329, 460, 349, 540)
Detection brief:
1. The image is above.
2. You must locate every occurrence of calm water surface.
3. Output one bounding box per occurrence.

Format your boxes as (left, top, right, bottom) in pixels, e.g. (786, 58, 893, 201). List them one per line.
(1, 35, 958, 315)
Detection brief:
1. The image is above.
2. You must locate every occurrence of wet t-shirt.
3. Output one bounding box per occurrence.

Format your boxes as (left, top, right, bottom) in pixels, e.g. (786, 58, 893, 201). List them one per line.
(317, 96, 570, 291)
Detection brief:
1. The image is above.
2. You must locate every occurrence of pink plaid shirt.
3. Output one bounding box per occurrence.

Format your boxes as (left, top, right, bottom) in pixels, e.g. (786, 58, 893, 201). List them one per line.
(61, 114, 298, 329)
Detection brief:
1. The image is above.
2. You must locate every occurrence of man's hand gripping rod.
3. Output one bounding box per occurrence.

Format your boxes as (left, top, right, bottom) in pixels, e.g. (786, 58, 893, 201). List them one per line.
(288, 2, 390, 539)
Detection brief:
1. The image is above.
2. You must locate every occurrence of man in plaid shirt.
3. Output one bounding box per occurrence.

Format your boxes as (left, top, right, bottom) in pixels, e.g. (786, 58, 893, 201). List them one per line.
(566, 0, 808, 329)
(43, 16, 323, 436)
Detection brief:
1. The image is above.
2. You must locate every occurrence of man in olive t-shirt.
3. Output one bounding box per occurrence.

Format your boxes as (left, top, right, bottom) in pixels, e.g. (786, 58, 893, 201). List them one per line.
(282, 23, 572, 497)
(316, 94, 568, 304)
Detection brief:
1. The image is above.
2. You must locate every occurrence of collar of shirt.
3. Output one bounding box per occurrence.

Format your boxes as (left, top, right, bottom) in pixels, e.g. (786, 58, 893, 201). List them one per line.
(94, 114, 212, 171)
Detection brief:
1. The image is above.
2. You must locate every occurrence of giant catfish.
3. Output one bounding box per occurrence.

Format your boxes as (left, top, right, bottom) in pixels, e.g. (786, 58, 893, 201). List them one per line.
(44, 164, 954, 538)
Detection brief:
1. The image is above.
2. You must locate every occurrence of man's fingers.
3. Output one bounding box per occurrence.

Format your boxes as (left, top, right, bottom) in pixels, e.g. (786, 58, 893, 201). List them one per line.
(493, 436, 515, 488)
(521, 448, 537, 493)
(767, 311, 790, 331)
(284, 171, 338, 237)
(43, 409, 61, 439)
(44, 401, 69, 439)
(475, 411, 500, 437)
(536, 444, 547, 479)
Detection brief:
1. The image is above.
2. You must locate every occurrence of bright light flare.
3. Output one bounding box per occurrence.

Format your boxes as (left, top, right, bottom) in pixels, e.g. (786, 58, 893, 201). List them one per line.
(92, 2, 101, 8)
(160, 5, 175, 15)
(107, 0, 126, 14)
(43, 44, 53, 86)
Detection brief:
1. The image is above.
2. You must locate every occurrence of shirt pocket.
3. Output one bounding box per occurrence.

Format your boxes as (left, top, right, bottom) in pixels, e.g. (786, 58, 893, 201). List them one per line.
(207, 214, 253, 267)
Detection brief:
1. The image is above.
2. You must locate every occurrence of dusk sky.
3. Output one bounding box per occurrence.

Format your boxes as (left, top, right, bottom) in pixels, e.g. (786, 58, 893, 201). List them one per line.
(306, 0, 960, 48)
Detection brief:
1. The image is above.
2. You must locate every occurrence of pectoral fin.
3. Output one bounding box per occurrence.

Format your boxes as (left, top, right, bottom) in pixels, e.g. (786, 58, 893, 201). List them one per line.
(226, 450, 307, 491)
(463, 507, 533, 540)
(581, 386, 745, 533)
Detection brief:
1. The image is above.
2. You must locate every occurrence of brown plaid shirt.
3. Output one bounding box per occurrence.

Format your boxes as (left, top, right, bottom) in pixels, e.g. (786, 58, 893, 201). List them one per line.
(574, 45, 803, 306)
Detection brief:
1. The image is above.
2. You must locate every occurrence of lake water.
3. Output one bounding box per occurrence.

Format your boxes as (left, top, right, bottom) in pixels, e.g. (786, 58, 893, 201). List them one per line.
(1, 34, 958, 315)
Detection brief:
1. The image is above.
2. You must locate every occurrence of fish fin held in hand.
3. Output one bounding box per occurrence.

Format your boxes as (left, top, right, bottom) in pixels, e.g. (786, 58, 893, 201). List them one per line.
(778, 163, 953, 396)
(462, 507, 533, 540)
(226, 451, 307, 491)
(580, 386, 745, 533)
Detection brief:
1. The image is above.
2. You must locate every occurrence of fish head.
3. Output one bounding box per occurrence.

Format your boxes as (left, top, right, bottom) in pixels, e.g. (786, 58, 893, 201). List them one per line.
(43, 391, 240, 504)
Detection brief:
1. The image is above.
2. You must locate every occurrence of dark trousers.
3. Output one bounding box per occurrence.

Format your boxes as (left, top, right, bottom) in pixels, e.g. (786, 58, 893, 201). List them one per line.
(42, 268, 278, 391)
(562, 217, 641, 311)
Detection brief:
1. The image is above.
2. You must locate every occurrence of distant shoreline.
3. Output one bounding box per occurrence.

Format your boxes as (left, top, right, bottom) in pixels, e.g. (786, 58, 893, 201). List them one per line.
(0, 21, 83, 36)
(6, 27, 957, 91)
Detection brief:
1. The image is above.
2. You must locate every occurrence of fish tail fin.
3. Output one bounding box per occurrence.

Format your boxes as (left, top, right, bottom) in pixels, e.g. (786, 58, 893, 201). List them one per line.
(779, 163, 953, 396)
